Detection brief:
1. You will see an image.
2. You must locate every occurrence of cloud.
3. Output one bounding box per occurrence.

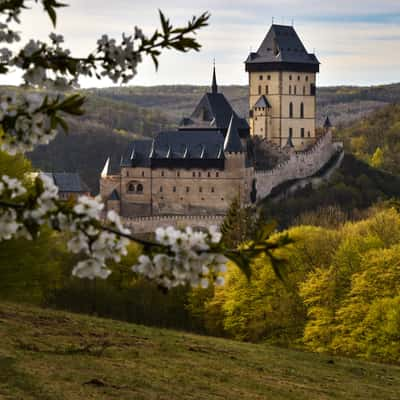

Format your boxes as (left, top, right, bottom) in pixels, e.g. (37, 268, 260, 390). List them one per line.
(1, 0, 399, 87)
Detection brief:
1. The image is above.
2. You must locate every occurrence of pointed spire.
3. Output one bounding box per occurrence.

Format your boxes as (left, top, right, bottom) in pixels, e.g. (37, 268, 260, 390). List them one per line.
(224, 114, 243, 153)
(211, 60, 218, 94)
(324, 116, 332, 130)
(149, 139, 156, 158)
(200, 145, 207, 159)
(101, 157, 110, 178)
(217, 145, 224, 159)
(130, 145, 136, 160)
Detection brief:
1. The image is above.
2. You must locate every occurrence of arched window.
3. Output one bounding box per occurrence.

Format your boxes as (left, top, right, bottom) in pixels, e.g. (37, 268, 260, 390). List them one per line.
(216, 172, 219, 177)
(289, 127, 293, 138)
(265, 85, 269, 94)
(301, 128, 305, 138)
(211, 187, 215, 193)
(289, 102, 293, 118)
(300, 102, 304, 118)
(127, 183, 135, 193)
(289, 85, 292, 95)
(258, 85, 262, 95)
(173, 186, 176, 192)
(137, 184, 143, 193)
(159, 186, 163, 192)
(186, 187, 190, 193)
(199, 187, 202, 193)
(303, 86, 306, 95)
(294, 86, 297, 95)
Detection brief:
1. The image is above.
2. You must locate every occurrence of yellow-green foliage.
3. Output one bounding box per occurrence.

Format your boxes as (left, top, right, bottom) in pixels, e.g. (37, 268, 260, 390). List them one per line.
(191, 208, 400, 362)
(300, 208, 400, 362)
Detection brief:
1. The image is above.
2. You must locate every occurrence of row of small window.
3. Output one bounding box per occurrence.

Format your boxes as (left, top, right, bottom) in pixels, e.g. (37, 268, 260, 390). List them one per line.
(257, 84, 314, 96)
(259, 74, 310, 82)
(126, 171, 221, 178)
(160, 196, 225, 201)
(160, 186, 216, 193)
(289, 128, 311, 138)
(259, 74, 309, 81)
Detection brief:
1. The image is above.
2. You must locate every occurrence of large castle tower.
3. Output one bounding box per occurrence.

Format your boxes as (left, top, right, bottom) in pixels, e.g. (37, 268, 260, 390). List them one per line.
(245, 24, 320, 150)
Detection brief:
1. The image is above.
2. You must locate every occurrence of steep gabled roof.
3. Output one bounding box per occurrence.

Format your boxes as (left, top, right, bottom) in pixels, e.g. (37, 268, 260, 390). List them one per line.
(224, 115, 243, 153)
(245, 24, 319, 72)
(254, 95, 271, 108)
(179, 66, 249, 136)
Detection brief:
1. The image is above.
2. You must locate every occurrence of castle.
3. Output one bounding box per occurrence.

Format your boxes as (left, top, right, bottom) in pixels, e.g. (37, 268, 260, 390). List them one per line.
(100, 24, 341, 229)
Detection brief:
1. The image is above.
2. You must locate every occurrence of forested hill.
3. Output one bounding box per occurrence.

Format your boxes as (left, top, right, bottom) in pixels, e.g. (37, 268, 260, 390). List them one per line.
(5, 81, 400, 193)
(336, 103, 400, 177)
(89, 82, 400, 127)
(28, 93, 174, 193)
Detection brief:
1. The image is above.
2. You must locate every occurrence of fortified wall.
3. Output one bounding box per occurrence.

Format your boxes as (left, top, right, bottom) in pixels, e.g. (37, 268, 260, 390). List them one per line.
(255, 130, 342, 200)
(122, 214, 225, 234)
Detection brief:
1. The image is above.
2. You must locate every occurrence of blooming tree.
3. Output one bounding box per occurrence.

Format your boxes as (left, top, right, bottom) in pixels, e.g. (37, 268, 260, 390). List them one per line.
(0, 1, 291, 289)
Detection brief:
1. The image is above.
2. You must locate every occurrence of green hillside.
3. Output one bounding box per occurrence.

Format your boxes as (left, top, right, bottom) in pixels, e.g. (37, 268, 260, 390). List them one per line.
(336, 103, 400, 176)
(1, 302, 399, 400)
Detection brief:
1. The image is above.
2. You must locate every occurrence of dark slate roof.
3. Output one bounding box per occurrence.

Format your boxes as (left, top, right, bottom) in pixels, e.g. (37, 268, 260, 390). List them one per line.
(108, 189, 120, 200)
(245, 24, 319, 71)
(182, 92, 249, 133)
(254, 95, 271, 108)
(42, 172, 89, 193)
(120, 130, 226, 168)
(179, 66, 249, 137)
(224, 115, 243, 153)
(121, 139, 153, 167)
(153, 130, 224, 159)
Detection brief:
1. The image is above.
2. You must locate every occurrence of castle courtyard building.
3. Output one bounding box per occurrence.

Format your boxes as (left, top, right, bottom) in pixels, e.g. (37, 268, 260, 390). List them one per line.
(100, 24, 340, 222)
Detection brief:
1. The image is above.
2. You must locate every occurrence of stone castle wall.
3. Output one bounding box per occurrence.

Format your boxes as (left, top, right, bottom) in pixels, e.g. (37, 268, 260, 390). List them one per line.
(255, 130, 341, 200)
(122, 214, 224, 234)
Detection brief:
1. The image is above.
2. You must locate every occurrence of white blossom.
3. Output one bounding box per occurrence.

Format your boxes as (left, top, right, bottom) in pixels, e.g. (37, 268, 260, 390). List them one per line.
(72, 259, 111, 280)
(132, 225, 226, 289)
(0, 209, 20, 240)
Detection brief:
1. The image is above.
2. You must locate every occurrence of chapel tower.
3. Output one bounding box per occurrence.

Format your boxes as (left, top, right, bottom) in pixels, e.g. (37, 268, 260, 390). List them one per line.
(245, 24, 320, 150)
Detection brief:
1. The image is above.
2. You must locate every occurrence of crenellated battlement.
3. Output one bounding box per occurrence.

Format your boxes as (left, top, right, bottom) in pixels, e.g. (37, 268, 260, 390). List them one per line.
(122, 214, 225, 234)
(255, 130, 342, 199)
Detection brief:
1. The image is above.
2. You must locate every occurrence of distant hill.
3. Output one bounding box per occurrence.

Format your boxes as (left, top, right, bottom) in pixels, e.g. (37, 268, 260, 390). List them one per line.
(89, 82, 400, 128)
(28, 93, 174, 193)
(3, 81, 399, 193)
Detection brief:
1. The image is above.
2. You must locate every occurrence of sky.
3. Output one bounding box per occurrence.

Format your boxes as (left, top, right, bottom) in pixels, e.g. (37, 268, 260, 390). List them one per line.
(3, 0, 400, 88)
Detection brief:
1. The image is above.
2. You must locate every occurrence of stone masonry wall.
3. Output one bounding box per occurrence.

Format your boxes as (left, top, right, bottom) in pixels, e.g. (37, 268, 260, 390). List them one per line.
(122, 214, 224, 234)
(255, 130, 341, 200)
